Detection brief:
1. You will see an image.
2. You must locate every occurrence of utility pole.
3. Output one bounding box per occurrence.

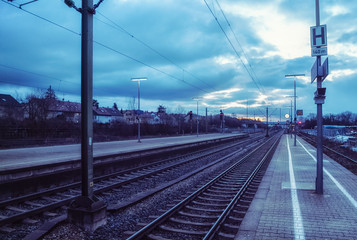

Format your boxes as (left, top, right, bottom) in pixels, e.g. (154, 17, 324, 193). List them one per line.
(205, 107, 208, 134)
(314, 0, 325, 194)
(265, 107, 269, 137)
(246, 100, 248, 119)
(285, 74, 305, 146)
(290, 100, 293, 138)
(65, 0, 106, 231)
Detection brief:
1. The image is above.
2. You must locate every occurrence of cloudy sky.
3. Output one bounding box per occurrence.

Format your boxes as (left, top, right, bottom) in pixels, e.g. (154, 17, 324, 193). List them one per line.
(1, 0, 356, 121)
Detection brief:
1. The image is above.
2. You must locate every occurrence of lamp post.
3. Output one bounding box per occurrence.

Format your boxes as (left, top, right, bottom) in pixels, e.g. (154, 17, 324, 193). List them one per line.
(192, 98, 201, 137)
(131, 77, 147, 143)
(285, 74, 305, 146)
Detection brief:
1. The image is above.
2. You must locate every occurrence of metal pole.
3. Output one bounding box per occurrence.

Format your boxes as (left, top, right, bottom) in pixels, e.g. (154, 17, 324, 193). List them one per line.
(196, 100, 199, 137)
(290, 100, 292, 138)
(315, 0, 323, 194)
(265, 107, 269, 137)
(294, 78, 297, 146)
(205, 107, 207, 134)
(137, 80, 141, 143)
(246, 100, 248, 118)
(81, 0, 94, 198)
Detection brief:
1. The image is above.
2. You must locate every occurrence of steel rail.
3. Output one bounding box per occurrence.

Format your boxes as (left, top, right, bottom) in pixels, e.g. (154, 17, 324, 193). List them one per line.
(203, 133, 281, 239)
(299, 133, 357, 164)
(0, 135, 262, 226)
(126, 132, 281, 239)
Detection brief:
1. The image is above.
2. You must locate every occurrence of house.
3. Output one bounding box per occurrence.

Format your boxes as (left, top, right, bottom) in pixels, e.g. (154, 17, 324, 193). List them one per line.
(93, 107, 125, 124)
(47, 100, 81, 123)
(48, 100, 125, 124)
(124, 110, 137, 124)
(105, 108, 125, 123)
(0, 94, 23, 120)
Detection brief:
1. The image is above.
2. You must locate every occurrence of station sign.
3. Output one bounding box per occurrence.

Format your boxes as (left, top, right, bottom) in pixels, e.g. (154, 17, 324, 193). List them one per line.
(311, 46, 327, 56)
(296, 109, 303, 116)
(321, 57, 329, 81)
(311, 59, 321, 83)
(310, 25, 327, 48)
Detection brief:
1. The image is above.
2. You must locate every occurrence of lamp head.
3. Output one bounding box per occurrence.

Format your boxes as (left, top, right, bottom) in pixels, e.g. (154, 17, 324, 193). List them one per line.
(64, 0, 75, 8)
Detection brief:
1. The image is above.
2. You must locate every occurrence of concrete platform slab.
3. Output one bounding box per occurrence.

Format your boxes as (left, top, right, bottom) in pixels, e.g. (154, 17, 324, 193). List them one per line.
(236, 134, 357, 240)
(0, 133, 244, 171)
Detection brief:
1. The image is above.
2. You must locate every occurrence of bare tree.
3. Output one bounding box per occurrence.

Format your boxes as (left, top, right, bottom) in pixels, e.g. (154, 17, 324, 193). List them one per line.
(127, 96, 136, 111)
(24, 86, 58, 122)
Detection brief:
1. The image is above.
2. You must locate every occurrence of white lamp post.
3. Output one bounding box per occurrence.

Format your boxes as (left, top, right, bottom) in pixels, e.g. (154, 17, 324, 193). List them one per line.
(192, 98, 201, 137)
(131, 77, 147, 143)
(285, 74, 305, 146)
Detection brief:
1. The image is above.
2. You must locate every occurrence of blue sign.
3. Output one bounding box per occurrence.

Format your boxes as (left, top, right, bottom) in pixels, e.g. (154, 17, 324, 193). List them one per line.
(310, 25, 327, 48)
(311, 59, 318, 83)
(321, 57, 329, 81)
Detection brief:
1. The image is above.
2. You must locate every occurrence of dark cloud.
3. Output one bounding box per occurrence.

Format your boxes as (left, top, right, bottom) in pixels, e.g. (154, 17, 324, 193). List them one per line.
(0, 0, 356, 119)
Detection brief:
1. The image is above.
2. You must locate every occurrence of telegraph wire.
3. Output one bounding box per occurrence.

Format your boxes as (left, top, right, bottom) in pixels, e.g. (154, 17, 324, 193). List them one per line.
(93, 40, 208, 92)
(202, 0, 264, 95)
(95, 11, 217, 92)
(214, 0, 266, 94)
(1, 0, 209, 94)
(1, 0, 80, 36)
(0, 63, 75, 86)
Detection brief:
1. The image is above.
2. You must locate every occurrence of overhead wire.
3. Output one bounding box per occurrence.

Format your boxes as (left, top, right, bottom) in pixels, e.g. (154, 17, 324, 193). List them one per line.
(203, 0, 264, 95)
(95, 11, 217, 92)
(204, 0, 285, 120)
(214, 0, 266, 94)
(1, 0, 210, 96)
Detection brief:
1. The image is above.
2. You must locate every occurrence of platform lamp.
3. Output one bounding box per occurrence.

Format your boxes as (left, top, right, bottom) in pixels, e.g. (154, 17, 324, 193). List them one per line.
(192, 98, 201, 137)
(285, 74, 305, 146)
(131, 77, 147, 143)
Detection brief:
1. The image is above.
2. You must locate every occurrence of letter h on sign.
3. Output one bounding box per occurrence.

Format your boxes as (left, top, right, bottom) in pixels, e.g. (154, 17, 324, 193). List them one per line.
(311, 25, 327, 48)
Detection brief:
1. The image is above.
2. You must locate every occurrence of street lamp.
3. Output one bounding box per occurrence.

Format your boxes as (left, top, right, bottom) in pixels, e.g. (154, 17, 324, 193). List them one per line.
(131, 77, 147, 143)
(285, 102, 293, 134)
(192, 98, 201, 137)
(285, 74, 305, 146)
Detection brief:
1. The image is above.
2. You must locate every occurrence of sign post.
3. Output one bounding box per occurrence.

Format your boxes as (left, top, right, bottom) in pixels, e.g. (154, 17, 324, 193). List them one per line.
(311, 0, 329, 195)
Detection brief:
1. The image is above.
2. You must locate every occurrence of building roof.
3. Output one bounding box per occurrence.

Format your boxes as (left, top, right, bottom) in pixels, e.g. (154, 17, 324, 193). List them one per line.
(0, 94, 21, 107)
(93, 107, 112, 116)
(105, 108, 123, 116)
(48, 100, 125, 117)
(48, 100, 81, 113)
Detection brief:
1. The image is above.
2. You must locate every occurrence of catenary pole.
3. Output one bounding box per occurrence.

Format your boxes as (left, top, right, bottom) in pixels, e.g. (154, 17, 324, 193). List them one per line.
(315, 0, 323, 194)
(81, 0, 94, 198)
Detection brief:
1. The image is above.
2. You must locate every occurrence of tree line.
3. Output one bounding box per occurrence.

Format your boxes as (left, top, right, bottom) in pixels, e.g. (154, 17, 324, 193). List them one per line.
(303, 112, 357, 129)
(0, 87, 264, 148)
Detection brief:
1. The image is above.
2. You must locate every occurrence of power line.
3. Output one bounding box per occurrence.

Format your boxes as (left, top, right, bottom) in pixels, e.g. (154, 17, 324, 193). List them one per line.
(95, 11, 217, 92)
(214, 0, 265, 94)
(93, 40, 208, 92)
(0, 63, 75, 85)
(1, 0, 209, 94)
(203, 0, 264, 95)
(1, 0, 80, 36)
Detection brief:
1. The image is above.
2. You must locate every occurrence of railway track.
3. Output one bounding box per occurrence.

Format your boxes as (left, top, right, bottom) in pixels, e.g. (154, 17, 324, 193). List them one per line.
(126, 132, 281, 240)
(298, 132, 357, 174)
(0, 134, 265, 235)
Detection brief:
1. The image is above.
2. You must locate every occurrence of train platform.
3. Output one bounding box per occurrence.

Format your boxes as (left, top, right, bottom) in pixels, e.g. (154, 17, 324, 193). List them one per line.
(0, 133, 245, 171)
(235, 134, 357, 239)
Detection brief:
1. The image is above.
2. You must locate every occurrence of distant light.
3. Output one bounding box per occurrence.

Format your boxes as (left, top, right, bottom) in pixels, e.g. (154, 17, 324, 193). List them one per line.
(285, 74, 305, 78)
(131, 77, 147, 82)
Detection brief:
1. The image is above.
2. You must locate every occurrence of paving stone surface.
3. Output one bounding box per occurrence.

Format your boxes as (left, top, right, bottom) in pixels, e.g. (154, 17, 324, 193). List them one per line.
(236, 134, 357, 240)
